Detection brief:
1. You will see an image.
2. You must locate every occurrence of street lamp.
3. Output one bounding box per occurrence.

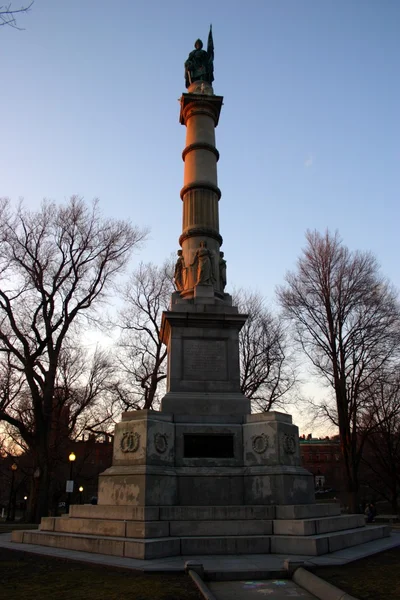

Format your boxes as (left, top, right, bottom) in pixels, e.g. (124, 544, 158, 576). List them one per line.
(66, 452, 76, 513)
(6, 463, 18, 522)
(79, 486, 84, 504)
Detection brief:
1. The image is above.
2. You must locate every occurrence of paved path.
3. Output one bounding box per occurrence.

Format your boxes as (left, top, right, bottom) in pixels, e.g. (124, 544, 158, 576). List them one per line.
(209, 579, 318, 599)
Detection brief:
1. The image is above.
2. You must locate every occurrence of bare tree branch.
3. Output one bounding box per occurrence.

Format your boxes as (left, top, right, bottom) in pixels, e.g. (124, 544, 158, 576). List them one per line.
(115, 260, 173, 411)
(234, 289, 297, 412)
(278, 229, 400, 511)
(0, 196, 147, 520)
(0, 1, 34, 30)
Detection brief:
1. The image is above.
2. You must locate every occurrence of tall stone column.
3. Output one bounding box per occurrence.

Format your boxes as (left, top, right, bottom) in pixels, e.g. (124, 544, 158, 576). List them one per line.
(178, 82, 224, 299)
(160, 80, 250, 416)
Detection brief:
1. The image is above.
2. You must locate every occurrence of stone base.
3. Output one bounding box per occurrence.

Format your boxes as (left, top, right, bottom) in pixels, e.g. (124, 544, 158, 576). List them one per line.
(13, 503, 390, 559)
(13, 409, 391, 559)
(97, 409, 314, 507)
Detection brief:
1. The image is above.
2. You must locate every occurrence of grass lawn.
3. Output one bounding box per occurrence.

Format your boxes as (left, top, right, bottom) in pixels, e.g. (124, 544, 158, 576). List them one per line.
(314, 547, 400, 600)
(0, 547, 203, 600)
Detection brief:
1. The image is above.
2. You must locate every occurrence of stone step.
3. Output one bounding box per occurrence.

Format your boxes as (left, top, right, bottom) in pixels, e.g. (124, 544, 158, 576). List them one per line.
(12, 523, 390, 559)
(180, 535, 271, 555)
(271, 524, 390, 556)
(69, 505, 160, 521)
(12, 530, 180, 560)
(326, 524, 390, 553)
(273, 514, 365, 536)
(69, 504, 276, 521)
(68, 504, 340, 522)
(170, 519, 273, 536)
(13, 529, 272, 557)
(160, 506, 275, 521)
(275, 503, 341, 520)
(40, 517, 169, 538)
(42, 515, 274, 538)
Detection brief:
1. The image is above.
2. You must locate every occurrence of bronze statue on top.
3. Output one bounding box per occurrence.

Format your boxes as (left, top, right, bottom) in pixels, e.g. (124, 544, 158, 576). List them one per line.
(185, 25, 214, 89)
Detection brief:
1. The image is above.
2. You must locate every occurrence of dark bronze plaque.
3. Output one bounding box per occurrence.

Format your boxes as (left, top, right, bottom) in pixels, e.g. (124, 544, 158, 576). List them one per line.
(184, 434, 234, 458)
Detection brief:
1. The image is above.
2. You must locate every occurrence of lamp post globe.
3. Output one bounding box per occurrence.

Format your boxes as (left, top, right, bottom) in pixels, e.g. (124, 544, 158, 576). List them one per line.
(66, 452, 77, 513)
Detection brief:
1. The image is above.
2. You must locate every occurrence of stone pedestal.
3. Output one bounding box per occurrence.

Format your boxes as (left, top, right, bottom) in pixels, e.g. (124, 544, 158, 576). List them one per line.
(15, 405, 389, 560)
(98, 410, 314, 508)
(160, 297, 250, 416)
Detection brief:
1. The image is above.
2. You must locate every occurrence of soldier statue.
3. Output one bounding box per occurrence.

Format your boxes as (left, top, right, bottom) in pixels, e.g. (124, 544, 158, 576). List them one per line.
(184, 26, 214, 89)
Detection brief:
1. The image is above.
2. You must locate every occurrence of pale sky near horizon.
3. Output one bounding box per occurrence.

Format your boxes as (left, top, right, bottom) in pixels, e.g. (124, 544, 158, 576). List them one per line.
(1, 1, 399, 434)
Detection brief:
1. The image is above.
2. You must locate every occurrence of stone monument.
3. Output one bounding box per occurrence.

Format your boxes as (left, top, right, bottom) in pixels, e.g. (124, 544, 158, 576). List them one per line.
(13, 30, 390, 559)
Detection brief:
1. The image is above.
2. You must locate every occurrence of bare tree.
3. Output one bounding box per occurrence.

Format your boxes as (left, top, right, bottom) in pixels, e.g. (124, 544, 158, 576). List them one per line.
(234, 289, 296, 412)
(359, 370, 400, 513)
(0, 196, 147, 520)
(115, 261, 173, 411)
(2, 346, 119, 518)
(278, 230, 400, 512)
(0, 1, 33, 29)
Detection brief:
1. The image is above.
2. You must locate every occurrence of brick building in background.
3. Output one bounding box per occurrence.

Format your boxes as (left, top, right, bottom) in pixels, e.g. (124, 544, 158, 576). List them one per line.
(299, 435, 345, 502)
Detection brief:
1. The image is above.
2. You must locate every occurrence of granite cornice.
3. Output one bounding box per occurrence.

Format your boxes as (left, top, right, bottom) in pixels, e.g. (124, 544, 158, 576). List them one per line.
(179, 93, 223, 126)
(161, 310, 248, 332)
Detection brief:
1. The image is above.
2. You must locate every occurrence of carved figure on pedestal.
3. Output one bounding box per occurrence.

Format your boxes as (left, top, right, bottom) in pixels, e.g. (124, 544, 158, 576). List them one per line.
(191, 240, 215, 286)
(219, 251, 227, 291)
(184, 26, 214, 89)
(174, 249, 186, 291)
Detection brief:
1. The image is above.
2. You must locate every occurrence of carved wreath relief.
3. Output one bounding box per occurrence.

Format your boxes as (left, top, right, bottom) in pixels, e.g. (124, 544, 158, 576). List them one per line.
(154, 432, 169, 454)
(282, 433, 296, 455)
(251, 433, 269, 454)
(120, 431, 140, 453)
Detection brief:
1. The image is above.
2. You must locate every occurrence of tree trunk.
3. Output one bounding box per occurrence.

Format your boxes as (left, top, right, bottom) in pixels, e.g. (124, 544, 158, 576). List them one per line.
(344, 462, 359, 513)
(27, 475, 39, 523)
(35, 462, 50, 522)
(347, 489, 359, 514)
(391, 486, 399, 514)
(27, 450, 51, 523)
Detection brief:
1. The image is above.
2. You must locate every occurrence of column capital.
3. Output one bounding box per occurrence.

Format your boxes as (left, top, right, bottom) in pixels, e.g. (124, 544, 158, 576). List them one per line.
(179, 93, 224, 127)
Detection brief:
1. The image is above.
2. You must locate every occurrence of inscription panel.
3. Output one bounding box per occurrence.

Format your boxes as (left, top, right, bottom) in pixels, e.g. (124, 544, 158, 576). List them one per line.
(184, 434, 234, 458)
(183, 339, 227, 381)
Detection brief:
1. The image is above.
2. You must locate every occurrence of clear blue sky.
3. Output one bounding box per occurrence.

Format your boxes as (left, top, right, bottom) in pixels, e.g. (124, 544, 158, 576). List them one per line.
(2, 1, 399, 303)
(1, 2, 399, 431)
